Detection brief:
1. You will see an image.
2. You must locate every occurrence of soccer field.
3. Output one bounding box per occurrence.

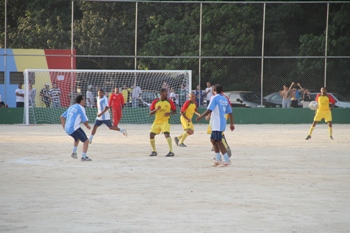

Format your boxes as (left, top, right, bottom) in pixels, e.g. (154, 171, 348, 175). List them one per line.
(1, 124, 350, 233)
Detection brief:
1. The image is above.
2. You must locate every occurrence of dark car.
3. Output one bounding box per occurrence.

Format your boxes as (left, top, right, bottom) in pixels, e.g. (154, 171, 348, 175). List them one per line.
(264, 91, 304, 108)
(224, 91, 280, 108)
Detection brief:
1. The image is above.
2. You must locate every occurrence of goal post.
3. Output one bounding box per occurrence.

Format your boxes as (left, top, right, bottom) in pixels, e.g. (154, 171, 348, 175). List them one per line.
(23, 69, 192, 125)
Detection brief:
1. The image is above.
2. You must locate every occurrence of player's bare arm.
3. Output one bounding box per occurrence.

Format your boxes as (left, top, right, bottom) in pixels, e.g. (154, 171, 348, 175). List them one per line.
(181, 111, 190, 122)
(164, 110, 176, 117)
(150, 105, 161, 115)
(97, 106, 109, 117)
(60, 116, 66, 129)
(228, 113, 235, 131)
(195, 111, 201, 117)
(84, 121, 91, 130)
(196, 109, 212, 121)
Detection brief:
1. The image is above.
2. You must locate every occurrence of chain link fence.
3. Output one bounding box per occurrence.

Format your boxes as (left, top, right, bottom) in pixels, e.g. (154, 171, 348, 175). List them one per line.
(1, 1, 349, 107)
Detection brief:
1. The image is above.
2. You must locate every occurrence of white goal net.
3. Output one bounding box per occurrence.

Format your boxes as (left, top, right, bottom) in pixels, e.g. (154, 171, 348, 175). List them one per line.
(23, 69, 192, 125)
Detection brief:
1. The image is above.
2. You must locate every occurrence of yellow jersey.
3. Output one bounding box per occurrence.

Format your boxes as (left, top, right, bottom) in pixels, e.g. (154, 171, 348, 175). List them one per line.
(316, 94, 336, 111)
(150, 98, 176, 124)
(181, 100, 197, 120)
(121, 88, 131, 102)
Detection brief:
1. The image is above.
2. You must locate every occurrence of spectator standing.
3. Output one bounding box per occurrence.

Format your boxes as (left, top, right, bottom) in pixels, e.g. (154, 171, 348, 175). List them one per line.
(170, 88, 179, 106)
(302, 88, 311, 108)
(195, 85, 203, 107)
(279, 82, 294, 108)
(40, 84, 51, 108)
(205, 82, 213, 106)
(131, 84, 142, 108)
(28, 82, 36, 108)
(15, 83, 25, 108)
(86, 85, 95, 108)
(50, 82, 61, 108)
(121, 85, 131, 104)
(68, 87, 80, 106)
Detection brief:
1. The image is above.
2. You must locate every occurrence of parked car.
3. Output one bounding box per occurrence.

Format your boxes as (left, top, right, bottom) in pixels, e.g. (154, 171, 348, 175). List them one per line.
(224, 91, 280, 108)
(309, 92, 350, 108)
(264, 91, 304, 108)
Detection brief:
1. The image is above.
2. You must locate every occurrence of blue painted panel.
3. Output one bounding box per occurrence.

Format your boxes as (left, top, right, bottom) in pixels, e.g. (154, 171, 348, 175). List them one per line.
(0, 49, 18, 107)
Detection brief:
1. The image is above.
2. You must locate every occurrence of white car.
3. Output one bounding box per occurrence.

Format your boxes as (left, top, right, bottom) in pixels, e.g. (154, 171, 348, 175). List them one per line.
(310, 92, 350, 108)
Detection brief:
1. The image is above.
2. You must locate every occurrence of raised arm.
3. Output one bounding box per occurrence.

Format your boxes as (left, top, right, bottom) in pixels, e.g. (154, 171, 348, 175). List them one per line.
(289, 82, 295, 90)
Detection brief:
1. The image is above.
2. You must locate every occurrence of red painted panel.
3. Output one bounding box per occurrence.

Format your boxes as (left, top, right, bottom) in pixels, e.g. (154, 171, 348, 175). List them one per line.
(44, 50, 76, 107)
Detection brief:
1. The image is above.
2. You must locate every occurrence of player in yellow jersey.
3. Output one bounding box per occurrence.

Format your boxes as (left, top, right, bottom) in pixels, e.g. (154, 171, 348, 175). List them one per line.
(174, 93, 200, 147)
(149, 88, 177, 157)
(306, 87, 336, 140)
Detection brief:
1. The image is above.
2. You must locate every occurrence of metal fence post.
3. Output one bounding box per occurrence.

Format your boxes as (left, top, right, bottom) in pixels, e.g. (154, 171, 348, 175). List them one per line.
(324, 2, 329, 87)
(260, 3, 266, 107)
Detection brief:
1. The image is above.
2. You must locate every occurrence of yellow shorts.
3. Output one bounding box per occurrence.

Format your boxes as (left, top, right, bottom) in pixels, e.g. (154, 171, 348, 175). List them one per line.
(181, 116, 194, 131)
(314, 110, 332, 122)
(150, 122, 171, 134)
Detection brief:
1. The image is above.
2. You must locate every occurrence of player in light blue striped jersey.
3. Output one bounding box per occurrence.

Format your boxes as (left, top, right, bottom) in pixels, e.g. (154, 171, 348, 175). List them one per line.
(88, 89, 127, 144)
(60, 95, 92, 161)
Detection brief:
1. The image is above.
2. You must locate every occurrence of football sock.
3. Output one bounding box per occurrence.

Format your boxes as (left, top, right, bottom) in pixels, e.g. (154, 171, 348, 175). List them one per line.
(89, 135, 93, 141)
(308, 126, 315, 136)
(177, 134, 183, 140)
(179, 133, 189, 144)
(328, 127, 332, 137)
(150, 139, 156, 152)
(215, 153, 221, 161)
(82, 152, 87, 158)
(223, 153, 230, 163)
(166, 137, 173, 152)
(72, 146, 77, 153)
(119, 128, 124, 133)
(221, 135, 228, 149)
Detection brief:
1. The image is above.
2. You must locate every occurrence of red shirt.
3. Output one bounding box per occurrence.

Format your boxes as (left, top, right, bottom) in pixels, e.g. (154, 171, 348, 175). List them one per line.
(109, 93, 124, 109)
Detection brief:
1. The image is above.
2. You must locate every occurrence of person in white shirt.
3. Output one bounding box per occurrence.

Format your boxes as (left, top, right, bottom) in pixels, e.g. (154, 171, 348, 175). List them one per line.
(205, 82, 213, 106)
(50, 82, 61, 108)
(88, 89, 127, 144)
(15, 83, 25, 108)
(131, 84, 142, 108)
(86, 85, 95, 108)
(28, 83, 36, 108)
(169, 88, 179, 106)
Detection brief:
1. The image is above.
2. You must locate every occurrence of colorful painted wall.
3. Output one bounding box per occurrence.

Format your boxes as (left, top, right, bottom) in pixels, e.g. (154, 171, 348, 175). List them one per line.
(0, 49, 76, 107)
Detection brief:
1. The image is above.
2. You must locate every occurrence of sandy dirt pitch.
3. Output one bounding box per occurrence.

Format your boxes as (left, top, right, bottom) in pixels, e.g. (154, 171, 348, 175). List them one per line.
(0, 123, 350, 233)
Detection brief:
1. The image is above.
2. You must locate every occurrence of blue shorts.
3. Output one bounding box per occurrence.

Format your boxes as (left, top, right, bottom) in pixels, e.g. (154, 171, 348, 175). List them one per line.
(94, 119, 112, 127)
(69, 127, 88, 142)
(210, 131, 223, 141)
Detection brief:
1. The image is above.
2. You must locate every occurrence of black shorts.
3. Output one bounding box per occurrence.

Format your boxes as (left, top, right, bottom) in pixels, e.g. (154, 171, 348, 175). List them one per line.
(16, 102, 24, 107)
(94, 119, 112, 127)
(210, 131, 223, 141)
(69, 127, 88, 142)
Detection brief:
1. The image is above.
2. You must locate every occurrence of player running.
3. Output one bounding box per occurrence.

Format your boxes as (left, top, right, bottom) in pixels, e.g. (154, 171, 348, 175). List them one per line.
(174, 93, 200, 147)
(109, 87, 125, 127)
(306, 87, 336, 140)
(149, 88, 177, 157)
(89, 89, 127, 144)
(206, 92, 233, 157)
(197, 84, 234, 167)
(60, 95, 92, 161)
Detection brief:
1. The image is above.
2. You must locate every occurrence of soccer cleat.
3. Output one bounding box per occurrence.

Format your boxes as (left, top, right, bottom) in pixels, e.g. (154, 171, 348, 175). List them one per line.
(178, 143, 187, 147)
(89, 140, 92, 144)
(81, 156, 92, 161)
(174, 137, 179, 146)
(121, 129, 128, 137)
(330, 136, 334, 140)
(306, 135, 311, 140)
(227, 148, 232, 158)
(219, 161, 232, 167)
(165, 152, 175, 157)
(212, 161, 222, 167)
(71, 153, 77, 159)
(149, 151, 157, 157)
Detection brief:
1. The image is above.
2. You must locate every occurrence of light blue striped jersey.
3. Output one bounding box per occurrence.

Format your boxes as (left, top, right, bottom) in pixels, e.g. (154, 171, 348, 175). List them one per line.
(96, 96, 110, 120)
(61, 104, 89, 135)
(207, 94, 232, 132)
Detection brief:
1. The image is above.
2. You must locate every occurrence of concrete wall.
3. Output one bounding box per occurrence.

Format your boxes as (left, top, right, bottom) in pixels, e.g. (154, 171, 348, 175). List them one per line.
(1, 108, 349, 125)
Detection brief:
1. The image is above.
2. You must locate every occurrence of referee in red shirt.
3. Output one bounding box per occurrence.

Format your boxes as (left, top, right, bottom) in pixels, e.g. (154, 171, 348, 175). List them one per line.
(109, 87, 125, 127)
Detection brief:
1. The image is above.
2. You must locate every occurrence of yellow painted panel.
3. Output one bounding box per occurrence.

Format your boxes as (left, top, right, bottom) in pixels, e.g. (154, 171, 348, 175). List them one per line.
(13, 49, 51, 108)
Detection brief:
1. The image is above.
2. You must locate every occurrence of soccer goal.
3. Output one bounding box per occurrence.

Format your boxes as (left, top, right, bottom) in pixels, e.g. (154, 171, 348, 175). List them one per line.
(23, 69, 192, 125)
